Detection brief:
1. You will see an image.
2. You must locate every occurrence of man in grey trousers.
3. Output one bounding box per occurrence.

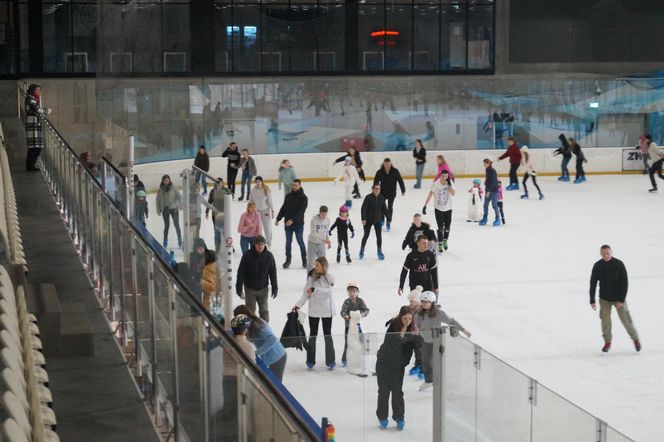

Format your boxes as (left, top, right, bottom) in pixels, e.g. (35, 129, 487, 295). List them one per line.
(589, 245, 640, 353)
(236, 235, 278, 322)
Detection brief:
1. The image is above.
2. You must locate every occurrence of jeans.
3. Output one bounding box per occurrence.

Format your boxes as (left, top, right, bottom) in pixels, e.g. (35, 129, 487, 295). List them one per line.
(648, 158, 664, 189)
(162, 208, 182, 243)
(575, 158, 586, 180)
(561, 156, 571, 178)
(213, 220, 225, 252)
(284, 223, 306, 261)
(240, 236, 255, 254)
(482, 192, 500, 221)
(195, 171, 208, 193)
(307, 317, 335, 366)
(240, 169, 252, 198)
(415, 162, 425, 188)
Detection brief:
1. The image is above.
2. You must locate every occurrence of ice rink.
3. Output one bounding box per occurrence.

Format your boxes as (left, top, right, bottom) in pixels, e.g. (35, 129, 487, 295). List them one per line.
(146, 172, 664, 442)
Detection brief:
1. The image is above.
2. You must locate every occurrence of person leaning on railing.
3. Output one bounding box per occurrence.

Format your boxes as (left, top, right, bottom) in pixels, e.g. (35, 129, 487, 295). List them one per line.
(24, 83, 51, 172)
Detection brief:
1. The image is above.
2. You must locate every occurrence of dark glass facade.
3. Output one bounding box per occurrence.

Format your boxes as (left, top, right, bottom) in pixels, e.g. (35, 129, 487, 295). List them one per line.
(0, 0, 494, 76)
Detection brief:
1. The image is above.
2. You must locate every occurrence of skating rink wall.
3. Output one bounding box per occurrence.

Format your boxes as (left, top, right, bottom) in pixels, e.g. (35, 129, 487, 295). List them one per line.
(134, 147, 630, 187)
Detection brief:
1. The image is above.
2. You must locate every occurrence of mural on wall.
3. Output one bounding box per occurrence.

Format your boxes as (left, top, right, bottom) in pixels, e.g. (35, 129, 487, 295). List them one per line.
(93, 77, 664, 164)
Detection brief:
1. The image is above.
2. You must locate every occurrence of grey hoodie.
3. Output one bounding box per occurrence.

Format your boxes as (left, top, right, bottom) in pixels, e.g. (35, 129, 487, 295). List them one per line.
(415, 306, 465, 343)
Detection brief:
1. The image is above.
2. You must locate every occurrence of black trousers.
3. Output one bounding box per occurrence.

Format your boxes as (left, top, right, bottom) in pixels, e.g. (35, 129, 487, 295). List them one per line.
(497, 201, 505, 223)
(522, 173, 542, 195)
(162, 208, 182, 242)
(25, 148, 41, 170)
(434, 209, 452, 242)
(336, 234, 349, 253)
(376, 365, 405, 421)
(575, 158, 585, 179)
(227, 167, 238, 195)
(307, 317, 335, 366)
(360, 223, 382, 250)
(509, 163, 519, 185)
(384, 195, 396, 223)
(649, 158, 664, 189)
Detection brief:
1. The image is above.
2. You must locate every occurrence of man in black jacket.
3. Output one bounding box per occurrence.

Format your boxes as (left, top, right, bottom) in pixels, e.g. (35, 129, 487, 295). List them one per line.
(194, 145, 210, 194)
(360, 184, 388, 260)
(373, 158, 405, 231)
(276, 179, 308, 268)
(221, 142, 241, 197)
(589, 245, 640, 353)
(401, 214, 436, 252)
(236, 235, 277, 322)
(398, 235, 438, 296)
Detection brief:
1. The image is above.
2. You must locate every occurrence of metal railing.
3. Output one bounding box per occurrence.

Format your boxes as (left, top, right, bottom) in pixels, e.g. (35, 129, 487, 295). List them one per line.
(21, 92, 321, 442)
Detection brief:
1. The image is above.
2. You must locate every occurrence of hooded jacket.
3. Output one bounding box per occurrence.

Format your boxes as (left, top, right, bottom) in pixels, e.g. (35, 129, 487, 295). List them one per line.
(415, 306, 466, 344)
(554, 134, 572, 158)
(361, 192, 388, 225)
(484, 166, 499, 193)
(156, 176, 182, 212)
(236, 244, 278, 295)
(194, 150, 210, 172)
(276, 188, 308, 225)
(402, 222, 436, 250)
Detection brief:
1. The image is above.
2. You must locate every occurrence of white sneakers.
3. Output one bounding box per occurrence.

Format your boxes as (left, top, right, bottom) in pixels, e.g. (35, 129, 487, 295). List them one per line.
(419, 382, 433, 391)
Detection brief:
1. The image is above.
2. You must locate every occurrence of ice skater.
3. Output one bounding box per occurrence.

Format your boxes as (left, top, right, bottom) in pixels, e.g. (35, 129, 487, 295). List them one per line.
(373, 158, 406, 231)
(496, 181, 506, 225)
(221, 142, 241, 197)
(406, 286, 424, 379)
(306, 205, 331, 271)
(329, 205, 355, 263)
(334, 156, 361, 207)
(401, 214, 436, 252)
(645, 134, 664, 192)
(415, 291, 471, 390)
(497, 137, 522, 190)
(422, 169, 455, 252)
(278, 159, 297, 197)
(520, 146, 544, 200)
(333, 145, 365, 198)
(413, 139, 427, 189)
(554, 134, 572, 181)
(238, 148, 257, 201)
(433, 155, 455, 182)
(398, 235, 438, 296)
(589, 245, 640, 353)
(206, 178, 232, 252)
(467, 179, 483, 222)
(156, 174, 183, 248)
(375, 306, 419, 430)
(359, 184, 388, 260)
(340, 281, 369, 370)
(275, 179, 308, 269)
(248, 176, 274, 247)
(479, 159, 501, 226)
(570, 137, 587, 183)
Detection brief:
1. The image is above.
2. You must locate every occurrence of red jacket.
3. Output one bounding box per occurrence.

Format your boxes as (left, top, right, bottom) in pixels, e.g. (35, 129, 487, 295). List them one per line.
(498, 144, 522, 165)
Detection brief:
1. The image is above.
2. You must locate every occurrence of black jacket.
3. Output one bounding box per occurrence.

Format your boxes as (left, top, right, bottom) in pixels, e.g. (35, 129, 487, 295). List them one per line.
(402, 222, 436, 250)
(590, 258, 628, 303)
(276, 188, 308, 226)
(194, 152, 210, 172)
(280, 311, 309, 351)
(236, 246, 278, 295)
(376, 320, 420, 372)
(373, 167, 405, 198)
(485, 166, 498, 193)
(329, 216, 354, 239)
(361, 193, 388, 225)
(413, 146, 427, 164)
(555, 134, 572, 158)
(399, 249, 438, 291)
(221, 147, 241, 169)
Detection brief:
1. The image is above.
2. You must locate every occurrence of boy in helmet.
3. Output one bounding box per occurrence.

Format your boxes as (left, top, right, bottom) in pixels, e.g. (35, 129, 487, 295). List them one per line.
(135, 189, 148, 227)
(231, 314, 256, 359)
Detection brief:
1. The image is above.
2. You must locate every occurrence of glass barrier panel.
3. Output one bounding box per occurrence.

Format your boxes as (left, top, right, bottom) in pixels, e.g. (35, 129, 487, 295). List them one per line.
(110, 212, 124, 327)
(99, 196, 113, 317)
(207, 327, 241, 442)
(476, 349, 532, 442)
(152, 266, 176, 434)
(134, 239, 154, 409)
(174, 287, 206, 441)
(606, 426, 635, 442)
(91, 187, 103, 290)
(243, 372, 279, 442)
(443, 334, 478, 441)
(118, 216, 136, 358)
(531, 383, 597, 442)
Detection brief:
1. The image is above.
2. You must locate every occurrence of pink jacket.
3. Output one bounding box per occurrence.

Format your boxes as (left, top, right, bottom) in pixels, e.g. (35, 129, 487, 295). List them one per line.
(434, 163, 455, 182)
(238, 211, 262, 237)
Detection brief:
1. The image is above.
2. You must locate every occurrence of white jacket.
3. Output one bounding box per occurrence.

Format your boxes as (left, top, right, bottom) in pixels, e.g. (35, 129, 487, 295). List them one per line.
(520, 149, 537, 175)
(249, 186, 274, 212)
(296, 273, 336, 318)
(335, 164, 360, 187)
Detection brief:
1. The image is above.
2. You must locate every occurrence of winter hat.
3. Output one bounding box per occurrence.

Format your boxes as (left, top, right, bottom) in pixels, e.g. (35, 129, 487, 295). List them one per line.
(408, 285, 423, 302)
(521, 145, 529, 151)
(472, 178, 481, 185)
(136, 190, 146, 198)
(193, 238, 207, 249)
(253, 235, 266, 245)
(420, 291, 437, 303)
(346, 281, 360, 290)
(255, 176, 263, 182)
(339, 205, 349, 213)
(344, 156, 352, 163)
(231, 314, 252, 334)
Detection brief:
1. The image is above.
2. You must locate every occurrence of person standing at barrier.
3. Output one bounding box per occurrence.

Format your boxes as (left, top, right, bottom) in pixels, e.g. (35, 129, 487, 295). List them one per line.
(645, 134, 664, 192)
(24, 83, 51, 172)
(589, 245, 640, 353)
(249, 177, 274, 247)
(194, 145, 210, 194)
(222, 142, 241, 197)
(375, 306, 419, 431)
(276, 179, 308, 269)
(373, 158, 405, 232)
(554, 134, 572, 182)
(206, 178, 232, 252)
(236, 236, 277, 323)
(570, 137, 587, 184)
(497, 136, 522, 190)
(156, 175, 183, 249)
(360, 184, 388, 260)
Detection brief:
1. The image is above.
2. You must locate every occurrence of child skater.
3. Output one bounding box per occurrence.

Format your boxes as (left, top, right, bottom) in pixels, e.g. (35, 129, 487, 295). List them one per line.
(407, 285, 424, 380)
(334, 156, 361, 207)
(467, 179, 483, 222)
(329, 205, 355, 263)
(340, 281, 370, 370)
(415, 291, 471, 391)
(520, 145, 544, 200)
(135, 189, 149, 227)
(496, 180, 506, 225)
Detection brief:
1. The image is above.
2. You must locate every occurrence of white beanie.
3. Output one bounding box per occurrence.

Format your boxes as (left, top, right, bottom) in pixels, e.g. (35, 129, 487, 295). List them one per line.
(407, 285, 423, 302)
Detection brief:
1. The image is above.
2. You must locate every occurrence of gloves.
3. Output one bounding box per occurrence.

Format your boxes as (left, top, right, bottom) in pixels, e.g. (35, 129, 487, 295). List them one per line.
(422, 206, 427, 215)
(351, 231, 355, 238)
(401, 243, 406, 251)
(271, 291, 278, 299)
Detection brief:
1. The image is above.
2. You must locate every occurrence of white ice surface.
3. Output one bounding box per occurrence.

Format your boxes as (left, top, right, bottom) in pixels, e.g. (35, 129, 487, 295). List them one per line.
(146, 174, 664, 442)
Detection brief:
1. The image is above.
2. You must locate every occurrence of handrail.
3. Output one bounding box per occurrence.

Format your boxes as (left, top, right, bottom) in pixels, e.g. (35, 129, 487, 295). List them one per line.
(192, 165, 218, 182)
(24, 94, 321, 440)
(101, 156, 127, 184)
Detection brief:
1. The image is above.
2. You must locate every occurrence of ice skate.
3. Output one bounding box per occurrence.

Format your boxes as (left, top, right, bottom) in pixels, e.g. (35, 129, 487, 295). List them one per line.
(282, 258, 291, 269)
(345, 200, 352, 208)
(162, 239, 168, 248)
(419, 382, 433, 391)
(539, 193, 545, 200)
(438, 242, 444, 253)
(327, 363, 336, 370)
(306, 362, 315, 370)
(386, 223, 391, 231)
(238, 196, 244, 201)
(359, 248, 364, 260)
(178, 239, 183, 249)
(649, 187, 658, 193)
(442, 239, 448, 250)
(396, 420, 406, 430)
(336, 252, 341, 263)
(408, 366, 421, 377)
(492, 218, 501, 227)
(377, 250, 385, 260)
(557, 176, 565, 181)
(379, 419, 388, 429)
(520, 193, 529, 199)
(562, 176, 571, 182)
(634, 340, 641, 352)
(479, 219, 487, 226)
(601, 342, 611, 353)
(345, 252, 352, 263)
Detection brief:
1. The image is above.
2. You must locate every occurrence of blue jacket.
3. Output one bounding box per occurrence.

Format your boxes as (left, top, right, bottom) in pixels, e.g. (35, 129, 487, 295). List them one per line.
(248, 319, 286, 366)
(484, 167, 498, 193)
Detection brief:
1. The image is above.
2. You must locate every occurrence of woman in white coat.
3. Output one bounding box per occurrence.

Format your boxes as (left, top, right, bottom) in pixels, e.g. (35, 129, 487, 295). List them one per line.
(294, 257, 337, 370)
(334, 156, 360, 208)
(248, 176, 275, 246)
(520, 146, 544, 200)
